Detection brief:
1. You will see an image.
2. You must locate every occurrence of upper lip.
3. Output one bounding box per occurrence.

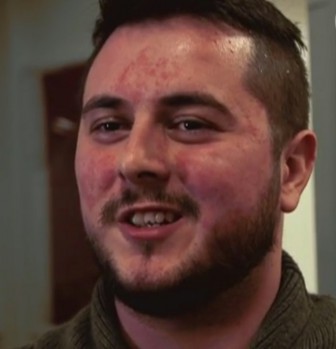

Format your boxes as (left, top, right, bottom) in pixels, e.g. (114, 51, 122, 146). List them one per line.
(117, 203, 182, 223)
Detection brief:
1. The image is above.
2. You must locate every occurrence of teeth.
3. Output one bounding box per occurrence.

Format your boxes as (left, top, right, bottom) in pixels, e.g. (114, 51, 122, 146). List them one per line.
(132, 213, 144, 226)
(155, 212, 165, 224)
(144, 212, 155, 225)
(130, 211, 177, 227)
(166, 212, 175, 223)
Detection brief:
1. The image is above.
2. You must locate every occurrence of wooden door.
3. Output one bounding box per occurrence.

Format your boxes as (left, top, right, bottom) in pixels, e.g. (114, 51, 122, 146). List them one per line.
(42, 64, 100, 324)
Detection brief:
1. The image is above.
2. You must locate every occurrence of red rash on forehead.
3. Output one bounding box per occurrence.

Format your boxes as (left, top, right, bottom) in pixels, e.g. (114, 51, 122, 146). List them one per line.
(115, 47, 180, 100)
(83, 17, 255, 107)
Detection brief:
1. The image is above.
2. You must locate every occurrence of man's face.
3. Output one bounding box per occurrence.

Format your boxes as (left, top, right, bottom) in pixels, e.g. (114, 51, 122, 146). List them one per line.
(76, 17, 281, 316)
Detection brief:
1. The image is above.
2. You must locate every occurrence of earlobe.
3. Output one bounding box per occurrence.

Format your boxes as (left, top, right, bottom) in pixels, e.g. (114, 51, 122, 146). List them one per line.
(280, 130, 317, 213)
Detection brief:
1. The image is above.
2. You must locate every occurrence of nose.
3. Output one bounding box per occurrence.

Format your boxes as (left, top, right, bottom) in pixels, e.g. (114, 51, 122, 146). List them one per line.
(118, 120, 170, 187)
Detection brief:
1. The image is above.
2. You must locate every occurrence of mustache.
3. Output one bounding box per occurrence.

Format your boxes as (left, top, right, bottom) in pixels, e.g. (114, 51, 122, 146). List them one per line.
(100, 189, 200, 226)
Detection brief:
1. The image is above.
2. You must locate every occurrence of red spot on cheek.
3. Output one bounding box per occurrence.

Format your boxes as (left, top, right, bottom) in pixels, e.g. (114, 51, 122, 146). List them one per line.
(77, 152, 119, 210)
(93, 153, 119, 192)
(77, 160, 98, 210)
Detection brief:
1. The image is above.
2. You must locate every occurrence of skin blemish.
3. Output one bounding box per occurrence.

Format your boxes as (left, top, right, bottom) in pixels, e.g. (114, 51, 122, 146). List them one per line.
(114, 47, 180, 101)
(116, 47, 151, 87)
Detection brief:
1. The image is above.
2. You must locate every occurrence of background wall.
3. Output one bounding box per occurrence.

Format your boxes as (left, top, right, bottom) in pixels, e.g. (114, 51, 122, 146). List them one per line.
(273, 0, 318, 294)
(0, 2, 11, 347)
(309, 0, 336, 296)
(0, 0, 334, 347)
(0, 1, 98, 347)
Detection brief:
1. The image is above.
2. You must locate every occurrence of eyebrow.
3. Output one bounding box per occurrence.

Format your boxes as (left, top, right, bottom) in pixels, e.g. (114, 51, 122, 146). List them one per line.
(81, 95, 127, 116)
(160, 92, 232, 116)
(81, 91, 232, 118)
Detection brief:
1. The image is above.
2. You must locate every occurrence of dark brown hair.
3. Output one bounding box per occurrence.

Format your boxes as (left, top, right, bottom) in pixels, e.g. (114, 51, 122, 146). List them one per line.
(86, 0, 309, 156)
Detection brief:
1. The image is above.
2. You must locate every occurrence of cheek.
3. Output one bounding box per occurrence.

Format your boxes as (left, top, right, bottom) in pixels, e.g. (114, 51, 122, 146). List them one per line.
(75, 146, 119, 210)
(174, 144, 272, 213)
(175, 150, 238, 201)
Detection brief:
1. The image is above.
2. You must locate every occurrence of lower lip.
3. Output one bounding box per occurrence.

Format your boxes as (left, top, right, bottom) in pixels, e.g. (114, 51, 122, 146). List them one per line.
(118, 218, 185, 241)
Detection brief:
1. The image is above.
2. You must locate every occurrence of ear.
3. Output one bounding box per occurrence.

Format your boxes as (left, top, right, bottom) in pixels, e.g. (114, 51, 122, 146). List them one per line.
(280, 130, 317, 213)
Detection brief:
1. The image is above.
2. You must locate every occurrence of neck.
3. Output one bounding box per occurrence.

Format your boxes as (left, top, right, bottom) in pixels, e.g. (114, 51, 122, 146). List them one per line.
(115, 249, 282, 349)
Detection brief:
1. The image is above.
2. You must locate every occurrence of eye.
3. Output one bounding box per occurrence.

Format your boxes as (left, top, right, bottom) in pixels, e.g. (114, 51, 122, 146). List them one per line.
(90, 117, 131, 143)
(171, 117, 212, 132)
(93, 120, 125, 132)
(175, 119, 208, 131)
(167, 116, 219, 143)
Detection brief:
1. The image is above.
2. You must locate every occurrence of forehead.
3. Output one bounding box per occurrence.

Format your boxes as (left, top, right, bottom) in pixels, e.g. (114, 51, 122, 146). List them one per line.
(84, 16, 254, 105)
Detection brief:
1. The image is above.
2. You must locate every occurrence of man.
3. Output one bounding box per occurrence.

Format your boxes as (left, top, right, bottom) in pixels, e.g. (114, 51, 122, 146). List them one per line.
(21, 0, 336, 348)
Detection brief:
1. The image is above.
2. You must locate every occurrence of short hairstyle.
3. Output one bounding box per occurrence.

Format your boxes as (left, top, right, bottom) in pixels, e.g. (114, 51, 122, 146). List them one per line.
(86, 0, 309, 157)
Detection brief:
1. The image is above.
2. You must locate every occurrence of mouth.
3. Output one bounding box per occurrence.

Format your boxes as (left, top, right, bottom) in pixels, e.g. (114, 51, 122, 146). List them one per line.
(119, 206, 182, 228)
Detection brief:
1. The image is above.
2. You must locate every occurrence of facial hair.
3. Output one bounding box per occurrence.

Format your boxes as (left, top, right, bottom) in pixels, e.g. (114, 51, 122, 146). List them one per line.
(87, 172, 280, 318)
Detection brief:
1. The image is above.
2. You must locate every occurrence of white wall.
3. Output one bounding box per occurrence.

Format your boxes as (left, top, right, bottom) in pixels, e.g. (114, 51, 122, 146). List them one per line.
(271, 0, 318, 293)
(0, 0, 317, 347)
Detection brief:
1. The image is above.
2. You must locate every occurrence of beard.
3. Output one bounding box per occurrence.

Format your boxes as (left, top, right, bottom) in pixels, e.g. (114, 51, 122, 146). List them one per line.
(86, 171, 280, 319)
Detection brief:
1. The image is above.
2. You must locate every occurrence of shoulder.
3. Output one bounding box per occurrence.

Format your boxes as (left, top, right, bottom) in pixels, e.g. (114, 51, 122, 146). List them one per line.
(297, 294, 336, 348)
(310, 294, 336, 328)
(15, 306, 92, 349)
